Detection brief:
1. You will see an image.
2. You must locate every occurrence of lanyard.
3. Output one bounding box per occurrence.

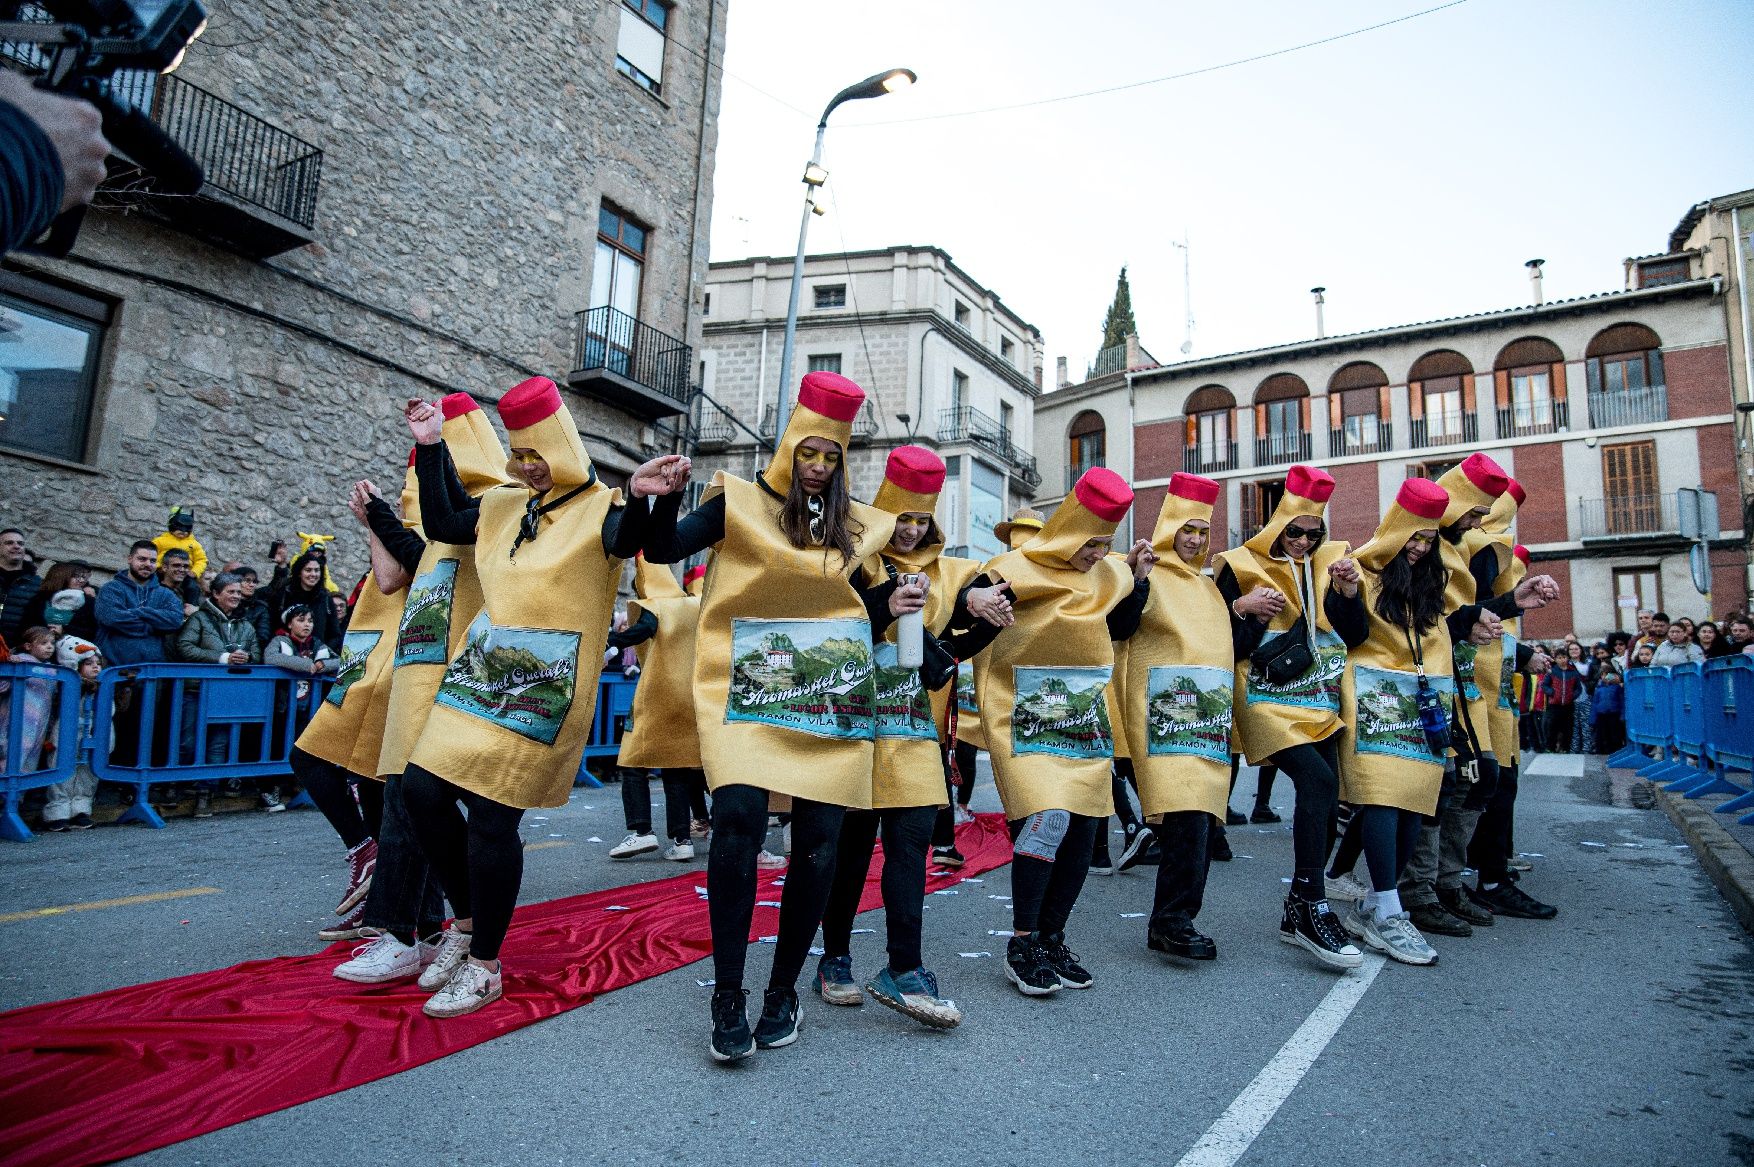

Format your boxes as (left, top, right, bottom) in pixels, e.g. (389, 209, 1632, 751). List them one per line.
(510, 473, 594, 560)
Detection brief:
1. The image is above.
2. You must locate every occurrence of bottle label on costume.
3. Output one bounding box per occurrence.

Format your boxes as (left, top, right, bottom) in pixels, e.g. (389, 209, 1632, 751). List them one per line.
(1013, 808, 1071, 861)
(873, 642, 936, 740)
(1454, 640, 1482, 702)
(1243, 627, 1345, 711)
(1354, 664, 1456, 761)
(434, 613, 582, 745)
(326, 630, 382, 707)
(1145, 665, 1233, 762)
(725, 617, 876, 740)
(1011, 665, 1113, 759)
(956, 659, 979, 716)
(1498, 633, 1518, 711)
(395, 558, 458, 667)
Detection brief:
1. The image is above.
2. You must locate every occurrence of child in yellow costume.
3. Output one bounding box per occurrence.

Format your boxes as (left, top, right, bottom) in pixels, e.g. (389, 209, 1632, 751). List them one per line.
(816, 445, 1006, 1030)
(963, 466, 1153, 996)
(152, 507, 207, 579)
(1212, 464, 1369, 971)
(641, 370, 923, 1063)
(1125, 472, 1278, 962)
(397, 377, 686, 1021)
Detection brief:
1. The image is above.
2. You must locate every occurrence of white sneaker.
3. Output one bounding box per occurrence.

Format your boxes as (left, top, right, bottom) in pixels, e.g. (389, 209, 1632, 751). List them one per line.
(333, 934, 433, 984)
(1325, 871, 1370, 902)
(756, 849, 787, 870)
(691, 818, 711, 839)
(1362, 908, 1438, 966)
(610, 831, 659, 859)
(782, 821, 792, 856)
(952, 804, 976, 827)
(418, 925, 474, 991)
(423, 959, 503, 1018)
(664, 840, 695, 861)
(1334, 898, 1368, 941)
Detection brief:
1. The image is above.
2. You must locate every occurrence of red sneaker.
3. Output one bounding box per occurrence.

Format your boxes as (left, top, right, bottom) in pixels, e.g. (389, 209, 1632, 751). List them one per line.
(336, 838, 378, 915)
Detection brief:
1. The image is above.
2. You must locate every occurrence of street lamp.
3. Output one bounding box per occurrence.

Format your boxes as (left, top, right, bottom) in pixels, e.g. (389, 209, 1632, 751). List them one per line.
(774, 68, 916, 432)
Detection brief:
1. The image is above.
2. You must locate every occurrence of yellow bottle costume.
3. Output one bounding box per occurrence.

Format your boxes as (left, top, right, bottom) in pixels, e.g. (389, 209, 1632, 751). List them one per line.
(976, 468, 1136, 822)
(955, 508, 1046, 752)
(1213, 465, 1349, 765)
(294, 458, 420, 779)
(407, 377, 628, 810)
(1463, 483, 1526, 765)
(616, 555, 704, 771)
(687, 372, 896, 808)
(1338, 478, 1458, 816)
(1435, 453, 1511, 758)
(1124, 473, 1233, 822)
(376, 393, 509, 779)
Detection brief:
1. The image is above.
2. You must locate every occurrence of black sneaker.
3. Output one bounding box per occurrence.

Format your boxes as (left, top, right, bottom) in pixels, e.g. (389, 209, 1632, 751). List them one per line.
(1004, 934, 1063, 996)
(1117, 829, 1152, 872)
(1090, 846, 1114, 876)
(709, 988, 753, 1063)
(1210, 828, 1234, 862)
(1250, 807, 1282, 824)
(1225, 808, 1248, 826)
(1039, 932, 1093, 989)
(70, 813, 93, 830)
(1471, 881, 1558, 920)
(43, 819, 71, 833)
(1408, 900, 1472, 938)
(931, 845, 965, 869)
(193, 790, 213, 818)
(1278, 896, 1364, 970)
(1148, 917, 1217, 960)
(1438, 884, 1494, 927)
(752, 986, 802, 1049)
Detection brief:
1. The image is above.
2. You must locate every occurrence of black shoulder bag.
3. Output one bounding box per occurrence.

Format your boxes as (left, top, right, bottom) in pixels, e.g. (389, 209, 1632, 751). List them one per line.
(1250, 615, 1314, 685)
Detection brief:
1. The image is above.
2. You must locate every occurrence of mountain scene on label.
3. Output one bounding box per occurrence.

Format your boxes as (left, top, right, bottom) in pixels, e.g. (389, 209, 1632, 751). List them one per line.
(398, 560, 456, 662)
(1357, 673, 1437, 757)
(451, 622, 576, 710)
(1146, 670, 1232, 752)
(733, 631, 870, 694)
(1013, 670, 1110, 753)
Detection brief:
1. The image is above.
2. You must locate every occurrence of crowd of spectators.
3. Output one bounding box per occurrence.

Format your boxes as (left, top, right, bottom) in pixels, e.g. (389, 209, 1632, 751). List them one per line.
(0, 510, 349, 827)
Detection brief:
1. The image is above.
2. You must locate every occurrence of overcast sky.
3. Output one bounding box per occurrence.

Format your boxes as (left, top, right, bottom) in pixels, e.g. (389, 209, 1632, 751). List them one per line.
(707, 0, 1754, 387)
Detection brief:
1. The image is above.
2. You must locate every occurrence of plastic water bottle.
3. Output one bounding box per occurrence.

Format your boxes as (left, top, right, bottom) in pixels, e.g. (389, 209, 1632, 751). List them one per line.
(897, 573, 924, 668)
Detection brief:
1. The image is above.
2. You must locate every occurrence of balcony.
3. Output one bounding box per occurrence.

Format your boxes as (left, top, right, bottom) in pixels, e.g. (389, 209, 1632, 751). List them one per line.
(567, 306, 691, 420)
(1587, 384, 1668, 429)
(1254, 430, 1311, 467)
(1496, 399, 1570, 439)
(1067, 461, 1105, 493)
(1578, 492, 1681, 542)
(1408, 413, 1479, 449)
(1184, 442, 1238, 474)
(759, 401, 878, 444)
(937, 407, 1040, 487)
(1328, 422, 1393, 457)
(693, 418, 734, 450)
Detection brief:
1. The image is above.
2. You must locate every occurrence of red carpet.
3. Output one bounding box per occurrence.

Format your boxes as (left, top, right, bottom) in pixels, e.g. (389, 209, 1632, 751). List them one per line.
(0, 813, 1010, 1167)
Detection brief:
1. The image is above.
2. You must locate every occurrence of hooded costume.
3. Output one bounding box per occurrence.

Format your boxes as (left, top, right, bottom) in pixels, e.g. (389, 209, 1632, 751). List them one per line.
(376, 393, 509, 778)
(1435, 453, 1511, 756)
(865, 445, 982, 808)
(1466, 482, 1525, 764)
(1337, 478, 1459, 816)
(1123, 473, 1233, 821)
(617, 554, 704, 771)
(295, 459, 421, 779)
(957, 508, 1046, 753)
(407, 377, 627, 809)
(688, 371, 897, 808)
(1213, 465, 1350, 765)
(975, 467, 1135, 821)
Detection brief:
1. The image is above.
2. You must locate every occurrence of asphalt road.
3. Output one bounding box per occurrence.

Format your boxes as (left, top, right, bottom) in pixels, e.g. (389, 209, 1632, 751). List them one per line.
(2, 753, 1749, 1167)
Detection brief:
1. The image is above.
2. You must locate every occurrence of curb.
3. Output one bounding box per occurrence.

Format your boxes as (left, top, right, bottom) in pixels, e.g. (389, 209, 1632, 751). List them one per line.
(1652, 782, 1754, 935)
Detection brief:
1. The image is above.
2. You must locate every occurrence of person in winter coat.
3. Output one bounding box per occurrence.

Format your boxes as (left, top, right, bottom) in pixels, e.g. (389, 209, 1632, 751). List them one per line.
(1541, 663, 1583, 754)
(174, 571, 264, 814)
(19, 560, 99, 641)
(270, 552, 337, 652)
(95, 541, 186, 665)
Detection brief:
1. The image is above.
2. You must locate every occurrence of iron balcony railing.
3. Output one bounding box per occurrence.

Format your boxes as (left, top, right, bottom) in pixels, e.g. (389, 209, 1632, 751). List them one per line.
(1087, 343, 1128, 380)
(1587, 384, 1668, 429)
(572, 306, 691, 404)
(938, 407, 1040, 485)
(1328, 422, 1393, 457)
(693, 418, 734, 448)
(1184, 442, 1238, 474)
(1254, 430, 1311, 467)
(1578, 492, 1680, 539)
(1013, 451, 1042, 490)
(1496, 399, 1570, 439)
(1408, 412, 1479, 449)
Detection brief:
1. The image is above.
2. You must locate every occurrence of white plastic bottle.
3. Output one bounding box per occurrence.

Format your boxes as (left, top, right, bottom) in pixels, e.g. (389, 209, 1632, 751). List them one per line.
(896, 573, 925, 668)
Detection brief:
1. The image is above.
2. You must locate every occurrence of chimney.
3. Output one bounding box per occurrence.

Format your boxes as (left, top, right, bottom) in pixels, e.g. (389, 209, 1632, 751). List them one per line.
(1124, 332, 1141, 371)
(1056, 355, 1068, 389)
(1526, 258, 1545, 306)
(1310, 287, 1326, 339)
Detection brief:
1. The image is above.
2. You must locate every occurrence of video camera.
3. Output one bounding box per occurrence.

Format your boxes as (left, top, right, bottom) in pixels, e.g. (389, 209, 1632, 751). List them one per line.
(0, 0, 208, 253)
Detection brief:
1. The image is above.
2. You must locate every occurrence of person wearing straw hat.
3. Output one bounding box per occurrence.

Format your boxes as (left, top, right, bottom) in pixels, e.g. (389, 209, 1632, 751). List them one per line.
(1124, 473, 1280, 961)
(641, 370, 924, 1062)
(815, 445, 1005, 1030)
(957, 466, 1153, 996)
(397, 377, 687, 1020)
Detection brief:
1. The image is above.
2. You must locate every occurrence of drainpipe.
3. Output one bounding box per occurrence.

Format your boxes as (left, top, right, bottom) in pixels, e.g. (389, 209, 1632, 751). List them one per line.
(754, 326, 768, 478)
(1526, 258, 1546, 306)
(1125, 368, 1138, 545)
(1311, 287, 1326, 339)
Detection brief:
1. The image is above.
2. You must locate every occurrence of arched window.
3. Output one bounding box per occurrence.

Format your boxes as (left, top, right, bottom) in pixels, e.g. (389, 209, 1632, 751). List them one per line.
(1068, 410, 1106, 489)
(1493, 337, 1567, 437)
(1585, 323, 1666, 427)
(1327, 362, 1390, 454)
(1253, 374, 1310, 466)
(1407, 350, 1478, 448)
(1183, 385, 1236, 472)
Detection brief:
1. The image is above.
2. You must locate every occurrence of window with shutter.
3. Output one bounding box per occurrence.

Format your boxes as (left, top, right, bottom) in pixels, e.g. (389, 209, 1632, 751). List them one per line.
(1602, 441, 1658, 534)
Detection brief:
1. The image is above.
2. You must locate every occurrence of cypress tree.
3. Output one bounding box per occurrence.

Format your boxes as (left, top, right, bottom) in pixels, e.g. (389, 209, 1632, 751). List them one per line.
(1099, 266, 1136, 351)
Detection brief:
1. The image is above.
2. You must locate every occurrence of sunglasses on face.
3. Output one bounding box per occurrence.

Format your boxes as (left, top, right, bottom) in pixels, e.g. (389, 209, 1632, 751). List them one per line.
(1283, 525, 1325, 543)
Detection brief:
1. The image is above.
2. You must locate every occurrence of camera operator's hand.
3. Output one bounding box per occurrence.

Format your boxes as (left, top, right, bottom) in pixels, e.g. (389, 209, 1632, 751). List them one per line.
(0, 72, 109, 214)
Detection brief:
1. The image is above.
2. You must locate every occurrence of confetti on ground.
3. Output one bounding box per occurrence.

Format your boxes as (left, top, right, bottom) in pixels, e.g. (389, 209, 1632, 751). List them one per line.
(932, 889, 959, 896)
(988, 929, 1012, 936)
(1519, 852, 1545, 858)
(1119, 912, 1147, 918)
(1617, 843, 1645, 849)
(548, 833, 564, 838)
(1233, 854, 1254, 860)
(1581, 841, 1607, 848)
(1280, 877, 1293, 884)
(587, 836, 603, 843)
(808, 946, 824, 956)
(757, 935, 777, 944)
(962, 878, 984, 884)
(530, 816, 548, 822)
(697, 979, 715, 988)
(852, 928, 877, 935)
(756, 900, 782, 908)
(604, 906, 629, 912)
(987, 894, 1012, 900)
(958, 951, 992, 959)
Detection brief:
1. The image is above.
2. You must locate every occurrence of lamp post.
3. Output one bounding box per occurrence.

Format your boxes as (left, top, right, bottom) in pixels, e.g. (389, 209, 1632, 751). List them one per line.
(773, 67, 916, 432)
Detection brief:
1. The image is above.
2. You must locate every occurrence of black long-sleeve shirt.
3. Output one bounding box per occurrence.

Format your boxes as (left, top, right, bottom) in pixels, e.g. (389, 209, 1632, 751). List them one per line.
(1215, 562, 1369, 657)
(608, 608, 659, 650)
(954, 570, 1150, 643)
(413, 440, 645, 559)
(364, 498, 428, 578)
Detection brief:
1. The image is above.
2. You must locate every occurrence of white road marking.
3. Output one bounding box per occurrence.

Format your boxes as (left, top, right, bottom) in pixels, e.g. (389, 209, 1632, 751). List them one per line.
(1525, 753, 1586, 778)
(1174, 955, 1387, 1167)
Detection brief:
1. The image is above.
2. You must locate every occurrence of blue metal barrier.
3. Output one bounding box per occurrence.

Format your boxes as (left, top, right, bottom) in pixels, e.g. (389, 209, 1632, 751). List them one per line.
(89, 663, 329, 830)
(1651, 663, 1710, 788)
(574, 671, 639, 789)
(1701, 655, 1754, 822)
(0, 661, 82, 841)
(1618, 667, 1674, 776)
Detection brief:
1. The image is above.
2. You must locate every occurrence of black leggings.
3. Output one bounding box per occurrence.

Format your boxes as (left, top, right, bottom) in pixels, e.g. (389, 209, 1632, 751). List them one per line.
(820, 803, 936, 973)
(1267, 737, 1342, 899)
(400, 764, 526, 963)
(1468, 761, 1519, 882)
(290, 747, 382, 851)
(1350, 804, 1421, 893)
(707, 784, 844, 993)
(1008, 812, 1098, 937)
